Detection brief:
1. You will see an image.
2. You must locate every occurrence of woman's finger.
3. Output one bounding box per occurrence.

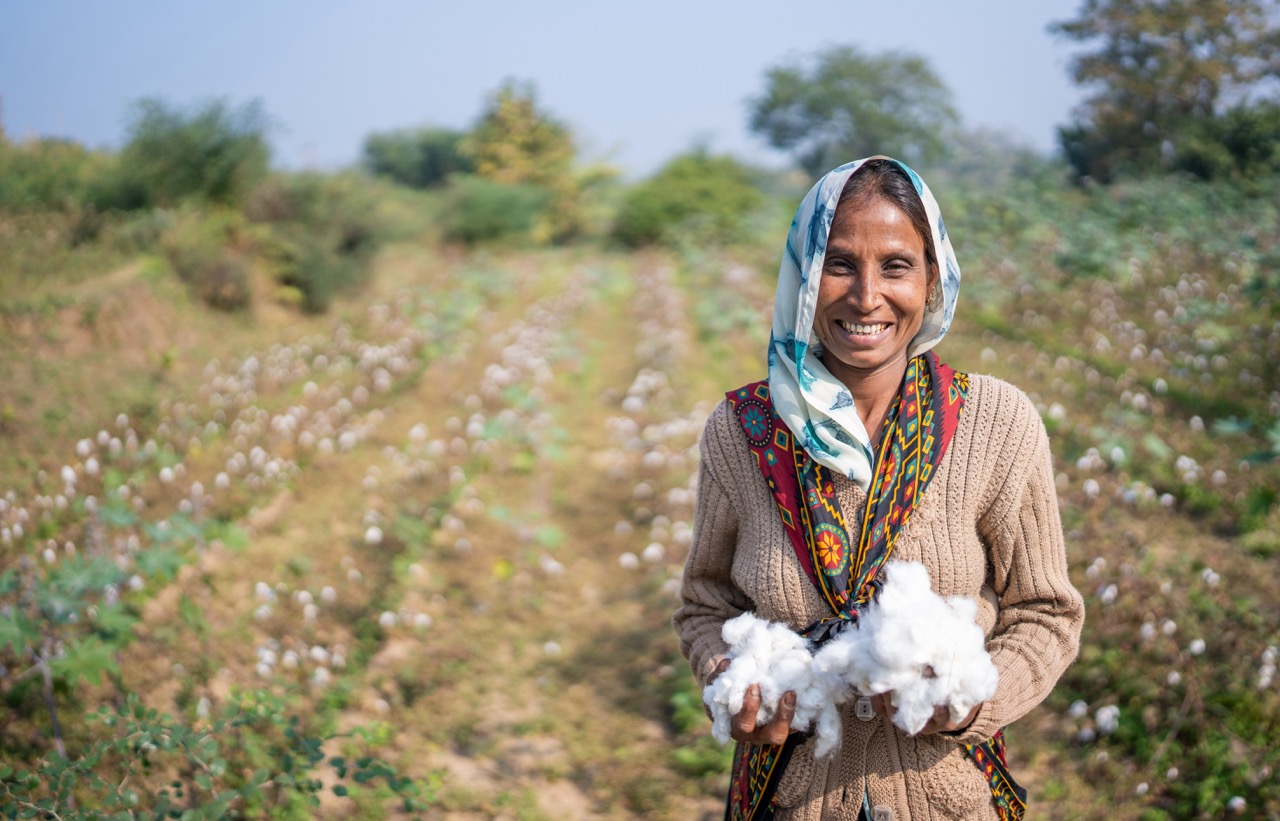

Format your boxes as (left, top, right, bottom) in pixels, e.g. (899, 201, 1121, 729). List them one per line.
(733, 684, 762, 737)
(762, 691, 797, 745)
(707, 657, 731, 685)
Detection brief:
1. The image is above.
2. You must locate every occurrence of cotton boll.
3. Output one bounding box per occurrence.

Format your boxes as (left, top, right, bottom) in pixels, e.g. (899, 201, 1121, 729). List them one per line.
(703, 613, 847, 757)
(813, 561, 997, 736)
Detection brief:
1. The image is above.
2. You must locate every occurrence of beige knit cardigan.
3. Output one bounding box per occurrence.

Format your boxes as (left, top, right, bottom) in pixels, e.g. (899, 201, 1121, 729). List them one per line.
(674, 374, 1085, 821)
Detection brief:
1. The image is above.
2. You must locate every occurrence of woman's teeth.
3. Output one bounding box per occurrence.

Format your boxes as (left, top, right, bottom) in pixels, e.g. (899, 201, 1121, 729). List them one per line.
(838, 320, 888, 335)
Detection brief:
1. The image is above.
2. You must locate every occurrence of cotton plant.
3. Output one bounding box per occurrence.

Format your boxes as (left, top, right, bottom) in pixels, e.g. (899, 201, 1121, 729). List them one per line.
(704, 561, 998, 753)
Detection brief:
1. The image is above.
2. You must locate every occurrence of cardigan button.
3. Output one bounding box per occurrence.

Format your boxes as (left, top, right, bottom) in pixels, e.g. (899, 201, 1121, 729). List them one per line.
(855, 696, 875, 721)
(872, 806, 894, 821)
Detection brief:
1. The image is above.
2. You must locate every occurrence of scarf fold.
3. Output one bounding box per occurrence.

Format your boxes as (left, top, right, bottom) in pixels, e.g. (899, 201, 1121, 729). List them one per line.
(722, 355, 1024, 821)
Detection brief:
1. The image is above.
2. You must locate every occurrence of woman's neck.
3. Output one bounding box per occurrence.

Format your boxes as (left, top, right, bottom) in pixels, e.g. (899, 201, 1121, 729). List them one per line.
(828, 358, 908, 443)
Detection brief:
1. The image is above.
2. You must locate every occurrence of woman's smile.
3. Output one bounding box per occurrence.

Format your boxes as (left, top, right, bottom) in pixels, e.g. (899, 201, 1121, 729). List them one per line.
(833, 319, 893, 342)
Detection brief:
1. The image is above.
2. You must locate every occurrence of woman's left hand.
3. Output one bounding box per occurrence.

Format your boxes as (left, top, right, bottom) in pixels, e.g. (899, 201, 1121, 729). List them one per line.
(869, 693, 982, 735)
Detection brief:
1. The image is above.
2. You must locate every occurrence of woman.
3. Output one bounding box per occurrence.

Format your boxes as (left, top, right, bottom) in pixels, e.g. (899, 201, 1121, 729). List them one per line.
(673, 157, 1084, 821)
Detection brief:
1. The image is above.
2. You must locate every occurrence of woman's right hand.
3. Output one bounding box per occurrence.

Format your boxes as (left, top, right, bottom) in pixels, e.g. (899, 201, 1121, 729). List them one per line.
(707, 657, 798, 745)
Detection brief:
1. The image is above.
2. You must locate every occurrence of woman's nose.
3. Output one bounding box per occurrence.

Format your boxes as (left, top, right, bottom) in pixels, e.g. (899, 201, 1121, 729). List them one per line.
(846, 273, 882, 309)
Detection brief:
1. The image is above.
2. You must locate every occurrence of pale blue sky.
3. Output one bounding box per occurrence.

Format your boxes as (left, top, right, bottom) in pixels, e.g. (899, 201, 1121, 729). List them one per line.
(0, 1, 1086, 176)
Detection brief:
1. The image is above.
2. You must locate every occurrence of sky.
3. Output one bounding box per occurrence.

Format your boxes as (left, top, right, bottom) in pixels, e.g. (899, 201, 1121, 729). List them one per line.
(0, 1, 1087, 177)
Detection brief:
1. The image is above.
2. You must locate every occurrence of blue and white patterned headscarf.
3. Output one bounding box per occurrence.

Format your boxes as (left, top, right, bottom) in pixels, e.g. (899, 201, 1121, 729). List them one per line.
(767, 156, 961, 491)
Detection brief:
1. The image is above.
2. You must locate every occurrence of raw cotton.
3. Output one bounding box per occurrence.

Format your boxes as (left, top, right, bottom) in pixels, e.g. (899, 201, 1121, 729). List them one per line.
(812, 561, 998, 735)
(702, 612, 849, 757)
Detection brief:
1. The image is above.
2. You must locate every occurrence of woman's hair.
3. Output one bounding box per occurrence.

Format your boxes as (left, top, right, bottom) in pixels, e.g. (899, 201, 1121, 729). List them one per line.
(837, 159, 937, 284)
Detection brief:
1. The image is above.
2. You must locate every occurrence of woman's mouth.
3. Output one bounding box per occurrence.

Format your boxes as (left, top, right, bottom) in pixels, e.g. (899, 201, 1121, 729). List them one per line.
(837, 320, 889, 336)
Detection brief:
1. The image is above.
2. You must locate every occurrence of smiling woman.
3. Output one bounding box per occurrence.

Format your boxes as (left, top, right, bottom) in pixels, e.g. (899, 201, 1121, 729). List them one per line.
(674, 157, 1084, 820)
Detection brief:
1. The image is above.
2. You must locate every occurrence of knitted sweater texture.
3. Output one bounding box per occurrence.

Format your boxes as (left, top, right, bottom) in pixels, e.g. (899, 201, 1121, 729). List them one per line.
(674, 374, 1085, 821)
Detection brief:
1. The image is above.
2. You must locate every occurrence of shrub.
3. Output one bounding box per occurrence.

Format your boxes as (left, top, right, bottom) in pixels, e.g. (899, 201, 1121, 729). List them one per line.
(612, 151, 765, 248)
(363, 127, 472, 189)
(437, 174, 550, 245)
(1173, 102, 1280, 182)
(105, 98, 270, 210)
(0, 136, 115, 212)
(160, 210, 253, 311)
(247, 173, 380, 313)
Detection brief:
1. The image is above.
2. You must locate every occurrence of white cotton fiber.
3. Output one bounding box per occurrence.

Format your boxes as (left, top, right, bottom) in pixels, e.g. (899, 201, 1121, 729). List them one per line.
(813, 561, 998, 735)
(703, 612, 849, 757)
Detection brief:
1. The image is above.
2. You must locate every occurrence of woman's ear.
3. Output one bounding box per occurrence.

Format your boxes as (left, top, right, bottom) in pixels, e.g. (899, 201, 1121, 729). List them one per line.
(926, 267, 942, 312)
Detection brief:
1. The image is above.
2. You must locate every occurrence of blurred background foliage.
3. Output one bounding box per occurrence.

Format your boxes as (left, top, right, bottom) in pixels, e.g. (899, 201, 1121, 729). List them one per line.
(1051, 0, 1280, 183)
(1, 0, 1278, 817)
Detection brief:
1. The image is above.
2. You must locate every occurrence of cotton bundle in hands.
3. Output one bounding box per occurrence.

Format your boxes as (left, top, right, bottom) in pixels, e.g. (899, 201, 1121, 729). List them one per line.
(814, 561, 998, 735)
(703, 561, 998, 752)
(702, 613, 848, 757)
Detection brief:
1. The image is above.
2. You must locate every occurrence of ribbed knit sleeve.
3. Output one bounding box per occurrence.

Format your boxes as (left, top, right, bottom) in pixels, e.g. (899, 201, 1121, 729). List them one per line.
(952, 379, 1085, 744)
(673, 400, 756, 685)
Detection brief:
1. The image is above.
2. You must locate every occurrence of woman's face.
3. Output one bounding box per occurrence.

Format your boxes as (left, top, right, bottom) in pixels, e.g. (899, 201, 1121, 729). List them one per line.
(815, 194, 931, 387)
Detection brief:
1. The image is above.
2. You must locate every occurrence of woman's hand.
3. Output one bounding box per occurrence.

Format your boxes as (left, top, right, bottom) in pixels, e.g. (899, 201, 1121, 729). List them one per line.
(707, 657, 799, 745)
(869, 692, 982, 735)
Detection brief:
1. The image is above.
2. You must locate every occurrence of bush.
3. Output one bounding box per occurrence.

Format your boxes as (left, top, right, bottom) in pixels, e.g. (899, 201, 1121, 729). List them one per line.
(363, 127, 472, 189)
(1173, 102, 1280, 182)
(160, 210, 253, 311)
(612, 151, 765, 248)
(105, 98, 270, 210)
(438, 174, 550, 245)
(0, 136, 115, 212)
(247, 173, 380, 313)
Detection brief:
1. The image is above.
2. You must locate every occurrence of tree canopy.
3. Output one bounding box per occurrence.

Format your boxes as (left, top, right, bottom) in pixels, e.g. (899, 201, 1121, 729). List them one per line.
(362, 127, 471, 189)
(611, 150, 765, 248)
(748, 46, 958, 176)
(1051, 0, 1280, 181)
(113, 98, 270, 208)
(459, 80, 575, 188)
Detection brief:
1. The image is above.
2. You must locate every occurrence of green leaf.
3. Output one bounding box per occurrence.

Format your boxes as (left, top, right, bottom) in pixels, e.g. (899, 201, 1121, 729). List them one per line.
(50, 635, 119, 685)
(533, 524, 564, 549)
(0, 568, 19, 596)
(46, 554, 125, 598)
(1142, 432, 1173, 460)
(135, 546, 185, 583)
(100, 496, 138, 528)
(206, 521, 249, 551)
(0, 611, 37, 653)
(194, 773, 213, 791)
(39, 590, 82, 624)
(146, 514, 202, 547)
(93, 602, 139, 639)
(333, 784, 349, 797)
(177, 595, 207, 635)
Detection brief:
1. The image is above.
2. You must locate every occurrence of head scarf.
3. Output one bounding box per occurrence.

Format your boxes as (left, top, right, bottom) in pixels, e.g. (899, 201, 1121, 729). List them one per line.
(767, 156, 961, 491)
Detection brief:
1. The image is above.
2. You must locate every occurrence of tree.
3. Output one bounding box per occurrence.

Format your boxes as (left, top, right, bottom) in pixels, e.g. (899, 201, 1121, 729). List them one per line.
(460, 80, 574, 188)
(1051, 0, 1280, 181)
(459, 80, 583, 242)
(612, 150, 765, 248)
(109, 98, 270, 209)
(362, 127, 472, 189)
(748, 46, 958, 177)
